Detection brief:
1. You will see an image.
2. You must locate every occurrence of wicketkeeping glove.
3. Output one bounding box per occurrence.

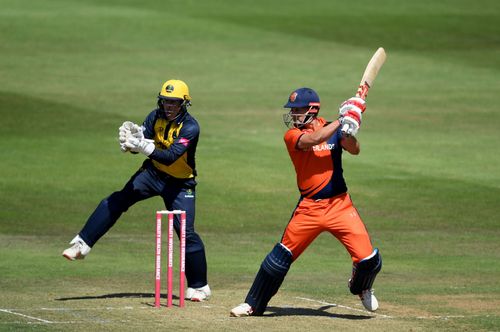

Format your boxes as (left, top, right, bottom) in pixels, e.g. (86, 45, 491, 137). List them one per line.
(118, 121, 144, 152)
(124, 137, 155, 156)
(119, 142, 129, 152)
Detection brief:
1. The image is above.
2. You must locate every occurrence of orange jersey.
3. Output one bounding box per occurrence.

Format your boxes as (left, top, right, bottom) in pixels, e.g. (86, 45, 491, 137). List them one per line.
(284, 117, 347, 199)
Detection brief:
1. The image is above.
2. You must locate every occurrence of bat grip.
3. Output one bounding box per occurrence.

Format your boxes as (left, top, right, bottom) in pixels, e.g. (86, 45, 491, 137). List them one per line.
(356, 83, 370, 101)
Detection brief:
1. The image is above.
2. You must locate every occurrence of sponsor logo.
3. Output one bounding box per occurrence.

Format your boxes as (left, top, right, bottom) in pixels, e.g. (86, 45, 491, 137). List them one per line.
(312, 143, 335, 152)
(179, 137, 190, 147)
(184, 189, 194, 198)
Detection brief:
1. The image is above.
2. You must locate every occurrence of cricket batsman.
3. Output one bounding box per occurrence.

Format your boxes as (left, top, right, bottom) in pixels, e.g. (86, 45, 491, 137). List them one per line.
(62, 79, 211, 301)
(230, 87, 382, 316)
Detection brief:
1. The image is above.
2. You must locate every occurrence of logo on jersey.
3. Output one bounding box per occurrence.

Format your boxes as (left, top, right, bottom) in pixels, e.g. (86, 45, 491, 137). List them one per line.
(184, 189, 194, 198)
(178, 137, 190, 147)
(312, 143, 335, 152)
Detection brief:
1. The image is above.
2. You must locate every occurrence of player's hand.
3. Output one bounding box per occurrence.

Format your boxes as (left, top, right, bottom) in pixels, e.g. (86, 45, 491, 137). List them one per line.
(130, 124, 144, 140)
(119, 121, 144, 152)
(124, 137, 155, 156)
(119, 121, 134, 134)
(338, 97, 366, 118)
(118, 124, 130, 152)
(340, 112, 361, 136)
(119, 142, 129, 153)
(339, 97, 364, 136)
(119, 122, 143, 138)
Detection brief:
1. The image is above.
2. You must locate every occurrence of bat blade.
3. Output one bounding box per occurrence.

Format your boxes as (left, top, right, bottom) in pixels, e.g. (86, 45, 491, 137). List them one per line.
(341, 47, 386, 135)
(356, 47, 387, 100)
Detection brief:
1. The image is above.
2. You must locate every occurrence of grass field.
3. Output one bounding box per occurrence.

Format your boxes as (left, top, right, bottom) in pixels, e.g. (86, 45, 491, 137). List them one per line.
(1, 0, 499, 331)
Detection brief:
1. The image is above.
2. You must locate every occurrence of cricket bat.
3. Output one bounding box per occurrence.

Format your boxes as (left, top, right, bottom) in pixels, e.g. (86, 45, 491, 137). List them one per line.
(341, 47, 386, 134)
(356, 47, 386, 101)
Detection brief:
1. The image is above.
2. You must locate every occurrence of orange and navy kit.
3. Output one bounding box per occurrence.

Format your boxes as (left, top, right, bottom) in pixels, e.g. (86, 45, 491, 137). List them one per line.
(281, 117, 374, 263)
(240, 88, 381, 316)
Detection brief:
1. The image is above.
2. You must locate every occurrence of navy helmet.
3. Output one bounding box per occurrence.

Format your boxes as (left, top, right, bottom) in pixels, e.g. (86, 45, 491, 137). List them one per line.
(283, 87, 320, 109)
(283, 87, 321, 128)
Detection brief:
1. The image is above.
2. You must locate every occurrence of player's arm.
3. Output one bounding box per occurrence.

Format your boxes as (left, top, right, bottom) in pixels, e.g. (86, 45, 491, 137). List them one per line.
(341, 134, 360, 155)
(296, 120, 341, 150)
(148, 139, 188, 165)
(119, 111, 156, 153)
(141, 110, 157, 139)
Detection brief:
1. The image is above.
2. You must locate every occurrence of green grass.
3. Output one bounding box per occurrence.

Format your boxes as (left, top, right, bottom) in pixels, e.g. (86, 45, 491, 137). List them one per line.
(1, 0, 499, 330)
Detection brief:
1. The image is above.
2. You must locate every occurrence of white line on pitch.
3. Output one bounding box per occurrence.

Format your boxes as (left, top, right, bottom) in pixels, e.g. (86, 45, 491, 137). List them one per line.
(417, 315, 466, 319)
(0, 309, 53, 323)
(296, 298, 474, 320)
(40, 306, 144, 311)
(295, 297, 393, 318)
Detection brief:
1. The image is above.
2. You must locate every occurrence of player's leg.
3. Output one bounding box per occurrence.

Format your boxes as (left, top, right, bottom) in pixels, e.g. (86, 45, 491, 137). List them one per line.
(63, 165, 159, 260)
(231, 199, 322, 317)
(163, 182, 210, 301)
(327, 194, 382, 311)
(348, 249, 382, 295)
(349, 249, 382, 311)
(233, 243, 293, 316)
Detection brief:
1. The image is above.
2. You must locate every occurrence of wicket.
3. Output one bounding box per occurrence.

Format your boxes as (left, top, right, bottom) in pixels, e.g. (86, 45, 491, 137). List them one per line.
(155, 210, 186, 308)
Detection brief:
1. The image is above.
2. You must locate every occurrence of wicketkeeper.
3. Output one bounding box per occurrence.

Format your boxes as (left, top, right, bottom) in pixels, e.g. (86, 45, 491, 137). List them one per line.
(62, 79, 211, 302)
(231, 87, 382, 316)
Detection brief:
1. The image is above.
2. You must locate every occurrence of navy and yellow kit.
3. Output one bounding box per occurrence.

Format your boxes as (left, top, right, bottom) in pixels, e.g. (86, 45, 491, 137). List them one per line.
(66, 79, 210, 296)
(77, 108, 208, 289)
(143, 109, 199, 180)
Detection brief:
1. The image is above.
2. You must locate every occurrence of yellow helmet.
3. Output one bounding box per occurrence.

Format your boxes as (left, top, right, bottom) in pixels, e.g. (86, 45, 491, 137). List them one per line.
(158, 79, 191, 103)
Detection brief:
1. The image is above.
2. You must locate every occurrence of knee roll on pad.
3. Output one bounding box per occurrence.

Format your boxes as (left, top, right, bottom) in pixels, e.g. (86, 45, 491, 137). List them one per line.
(245, 243, 293, 315)
(349, 248, 382, 295)
(262, 243, 293, 277)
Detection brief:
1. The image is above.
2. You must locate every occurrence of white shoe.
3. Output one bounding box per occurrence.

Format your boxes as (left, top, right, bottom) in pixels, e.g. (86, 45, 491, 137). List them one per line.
(62, 235, 91, 261)
(230, 303, 253, 317)
(359, 289, 378, 311)
(186, 285, 211, 302)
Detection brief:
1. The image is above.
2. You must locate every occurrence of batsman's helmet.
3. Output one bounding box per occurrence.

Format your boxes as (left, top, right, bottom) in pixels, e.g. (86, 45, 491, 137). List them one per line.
(283, 87, 320, 128)
(158, 79, 192, 107)
(283, 87, 320, 110)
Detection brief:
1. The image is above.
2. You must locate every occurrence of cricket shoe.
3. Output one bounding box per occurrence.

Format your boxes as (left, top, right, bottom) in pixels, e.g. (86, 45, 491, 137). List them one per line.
(359, 289, 378, 311)
(230, 303, 254, 317)
(62, 235, 91, 261)
(186, 284, 211, 302)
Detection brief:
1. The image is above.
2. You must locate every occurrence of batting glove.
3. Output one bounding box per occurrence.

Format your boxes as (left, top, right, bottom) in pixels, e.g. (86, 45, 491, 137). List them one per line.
(339, 97, 366, 118)
(340, 110, 361, 136)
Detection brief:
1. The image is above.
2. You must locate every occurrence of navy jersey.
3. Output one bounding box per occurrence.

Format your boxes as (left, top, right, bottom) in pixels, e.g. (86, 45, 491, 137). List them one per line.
(142, 109, 199, 179)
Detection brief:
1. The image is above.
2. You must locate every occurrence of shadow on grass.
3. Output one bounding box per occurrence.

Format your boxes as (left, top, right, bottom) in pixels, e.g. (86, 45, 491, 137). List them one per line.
(266, 305, 373, 320)
(55, 292, 182, 307)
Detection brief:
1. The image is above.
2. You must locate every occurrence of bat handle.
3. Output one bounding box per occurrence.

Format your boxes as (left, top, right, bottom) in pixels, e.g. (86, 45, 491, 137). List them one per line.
(341, 123, 350, 134)
(356, 83, 370, 101)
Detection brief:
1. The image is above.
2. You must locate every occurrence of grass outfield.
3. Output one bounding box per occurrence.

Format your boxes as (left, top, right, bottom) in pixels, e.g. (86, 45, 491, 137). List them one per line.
(1, 0, 499, 330)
